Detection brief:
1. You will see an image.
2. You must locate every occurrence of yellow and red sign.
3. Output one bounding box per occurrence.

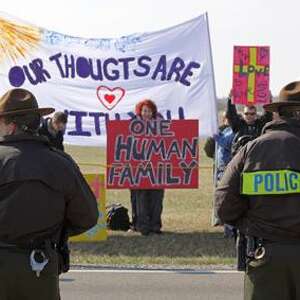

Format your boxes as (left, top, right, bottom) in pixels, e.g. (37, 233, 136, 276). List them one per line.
(232, 46, 270, 105)
(71, 174, 107, 242)
(107, 119, 199, 189)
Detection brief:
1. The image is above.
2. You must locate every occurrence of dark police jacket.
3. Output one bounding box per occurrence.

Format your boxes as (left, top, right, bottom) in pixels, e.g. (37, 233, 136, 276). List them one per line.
(39, 118, 64, 151)
(215, 119, 300, 242)
(0, 134, 98, 245)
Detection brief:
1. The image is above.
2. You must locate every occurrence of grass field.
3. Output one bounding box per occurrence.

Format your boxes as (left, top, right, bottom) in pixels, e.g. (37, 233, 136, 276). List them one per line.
(65, 142, 236, 267)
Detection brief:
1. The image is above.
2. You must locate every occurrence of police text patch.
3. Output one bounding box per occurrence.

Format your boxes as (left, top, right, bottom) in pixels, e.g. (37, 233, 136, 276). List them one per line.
(242, 170, 300, 195)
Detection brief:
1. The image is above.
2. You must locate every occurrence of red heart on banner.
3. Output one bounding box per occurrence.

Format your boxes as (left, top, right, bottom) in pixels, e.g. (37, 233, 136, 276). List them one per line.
(97, 86, 125, 110)
(104, 94, 116, 104)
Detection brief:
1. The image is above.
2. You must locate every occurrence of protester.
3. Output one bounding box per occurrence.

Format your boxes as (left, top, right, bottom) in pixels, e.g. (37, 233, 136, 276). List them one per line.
(213, 125, 235, 238)
(213, 117, 235, 181)
(0, 89, 98, 300)
(39, 111, 68, 151)
(226, 93, 273, 154)
(204, 112, 235, 182)
(215, 81, 300, 299)
(130, 99, 164, 236)
(205, 112, 235, 237)
(204, 112, 230, 159)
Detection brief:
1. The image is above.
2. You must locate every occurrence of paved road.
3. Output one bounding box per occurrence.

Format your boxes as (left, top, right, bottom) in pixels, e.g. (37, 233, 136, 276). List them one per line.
(60, 269, 243, 300)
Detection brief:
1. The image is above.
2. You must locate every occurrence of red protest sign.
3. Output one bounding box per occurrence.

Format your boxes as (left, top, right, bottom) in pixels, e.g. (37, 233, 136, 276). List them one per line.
(106, 119, 199, 189)
(232, 46, 270, 105)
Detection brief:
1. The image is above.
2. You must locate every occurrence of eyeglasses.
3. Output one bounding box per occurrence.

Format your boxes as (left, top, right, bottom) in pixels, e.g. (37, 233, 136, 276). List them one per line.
(244, 112, 256, 116)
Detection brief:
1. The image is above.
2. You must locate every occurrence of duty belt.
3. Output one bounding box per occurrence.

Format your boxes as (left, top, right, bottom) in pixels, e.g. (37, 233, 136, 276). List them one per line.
(0, 241, 17, 248)
(0, 240, 55, 278)
(0, 240, 57, 250)
(261, 239, 300, 245)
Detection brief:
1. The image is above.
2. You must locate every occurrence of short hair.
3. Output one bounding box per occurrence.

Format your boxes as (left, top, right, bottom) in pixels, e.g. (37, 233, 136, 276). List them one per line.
(53, 112, 68, 124)
(4, 113, 41, 133)
(244, 105, 257, 112)
(135, 99, 158, 117)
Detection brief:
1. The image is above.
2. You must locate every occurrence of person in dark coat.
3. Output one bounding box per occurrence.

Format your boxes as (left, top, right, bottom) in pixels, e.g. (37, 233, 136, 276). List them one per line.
(130, 99, 164, 236)
(226, 94, 273, 156)
(226, 96, 273, 138)
(215, 81, 300, 300)
(39, 111, 68, 151)
(0, 89, 98, 300)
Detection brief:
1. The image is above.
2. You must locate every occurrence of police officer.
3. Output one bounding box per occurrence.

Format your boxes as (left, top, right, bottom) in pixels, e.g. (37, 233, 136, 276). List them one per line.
(215, 81, 300, 300)
(0, 88, 98, 300)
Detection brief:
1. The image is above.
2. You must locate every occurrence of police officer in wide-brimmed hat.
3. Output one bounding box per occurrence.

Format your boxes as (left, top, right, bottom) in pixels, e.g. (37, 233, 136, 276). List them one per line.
(215, 81, 300, 299)
(0, 88, 98, 300)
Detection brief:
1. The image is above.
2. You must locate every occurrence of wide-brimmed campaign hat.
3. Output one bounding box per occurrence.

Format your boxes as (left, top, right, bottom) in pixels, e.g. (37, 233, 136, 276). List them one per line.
(264, 81, 300, 112)
(0, 88, 54, 117)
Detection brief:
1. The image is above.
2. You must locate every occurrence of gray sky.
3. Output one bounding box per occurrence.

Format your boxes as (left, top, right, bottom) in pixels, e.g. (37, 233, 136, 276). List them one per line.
(2, 0, 299, 98)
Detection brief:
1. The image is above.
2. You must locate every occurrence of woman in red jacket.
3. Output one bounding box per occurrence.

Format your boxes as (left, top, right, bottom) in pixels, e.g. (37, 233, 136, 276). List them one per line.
(130, 99, 164, 236)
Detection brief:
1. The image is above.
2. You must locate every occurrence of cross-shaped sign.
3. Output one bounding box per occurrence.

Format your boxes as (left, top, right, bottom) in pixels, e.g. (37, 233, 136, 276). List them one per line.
(232, 46, 270, 105)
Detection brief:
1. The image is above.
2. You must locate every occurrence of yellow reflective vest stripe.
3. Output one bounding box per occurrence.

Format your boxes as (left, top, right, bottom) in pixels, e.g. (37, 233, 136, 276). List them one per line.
(242, 170, 300, 195)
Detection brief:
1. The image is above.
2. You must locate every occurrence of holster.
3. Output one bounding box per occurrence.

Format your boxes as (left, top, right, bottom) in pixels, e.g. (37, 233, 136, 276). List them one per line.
(58, 241, 70, 274)
(236, 232, 247, 271)
(236, 233, 260, 271)
(57, 223, 70, 275)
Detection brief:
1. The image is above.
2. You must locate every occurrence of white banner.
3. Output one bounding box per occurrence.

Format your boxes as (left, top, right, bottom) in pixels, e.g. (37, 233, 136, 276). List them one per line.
(0, 12, 218, 146)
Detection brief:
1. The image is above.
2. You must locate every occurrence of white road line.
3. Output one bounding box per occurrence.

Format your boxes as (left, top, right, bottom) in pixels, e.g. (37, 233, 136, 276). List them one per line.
(68, 269, 242, 274)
